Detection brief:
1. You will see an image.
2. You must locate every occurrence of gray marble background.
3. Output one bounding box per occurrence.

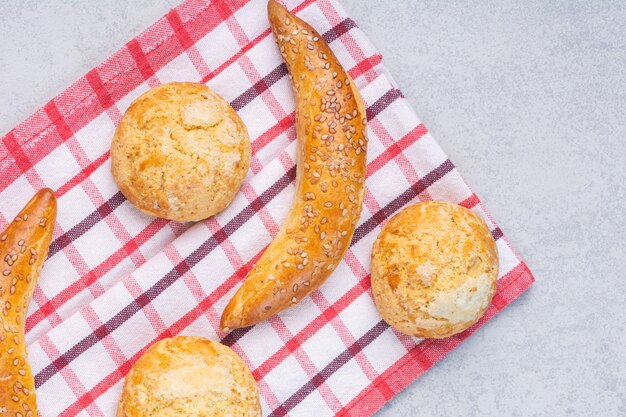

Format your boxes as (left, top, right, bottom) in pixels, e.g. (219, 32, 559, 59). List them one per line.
(1, 1, 624, 416)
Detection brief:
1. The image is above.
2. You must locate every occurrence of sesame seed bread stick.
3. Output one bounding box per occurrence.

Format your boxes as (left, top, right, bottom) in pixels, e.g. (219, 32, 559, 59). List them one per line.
(0, 188, 56, 415)
(221, 0, 368, 331)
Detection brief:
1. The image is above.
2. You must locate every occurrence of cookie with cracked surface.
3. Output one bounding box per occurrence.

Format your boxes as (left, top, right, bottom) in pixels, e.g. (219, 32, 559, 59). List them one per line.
(111, 82, 250, 222)
(371, 201, 499, 338)
(117, 336, 261, 417)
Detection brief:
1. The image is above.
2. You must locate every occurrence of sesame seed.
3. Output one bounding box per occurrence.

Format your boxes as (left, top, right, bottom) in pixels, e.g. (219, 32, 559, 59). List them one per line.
(324, 202, 333, 208)
(307, 43, 314, 50)
(332, 71, 338, 78)
(313, 172, 321, 178)
(293, 284, 298, 292)
(291, 297, 297, 303)
(11, 396, 18, 402)
(352, 109, 358, 117)
(341, 230, 348, 236)
(321, 217, 328, 224)
(17, 240, 24, 246)
(327, 90, 335, 95)
(22, 214, 28, 220)
(0, 235, 6, 241)
(18, 370, 25, 376)
(302, 30, 309, 35)
(342, 209, 348, 216)
(2, 270, 9, 276)
(320, 232, 326, 240)
(313, 36, 319, 41)
(29, 248, 36, 255)
(285, 18, 291, 25)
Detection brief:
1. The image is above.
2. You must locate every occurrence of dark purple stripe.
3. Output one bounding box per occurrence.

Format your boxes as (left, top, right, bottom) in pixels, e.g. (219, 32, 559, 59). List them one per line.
(48, 192, 126, 258)
(34, 166, 297, 388)
(352, 159, 456, 245)
(321, 18, 358, 43)
(491, 227, 503, 241)
(231, 63, 287, 111)
(231, 17, 360, 112)
(366, 88, 403, 121)
(269, 320, 389, 417)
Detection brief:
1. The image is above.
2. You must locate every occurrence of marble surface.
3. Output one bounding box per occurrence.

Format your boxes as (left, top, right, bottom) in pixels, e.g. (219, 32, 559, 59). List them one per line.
(1, 1, 624, 416)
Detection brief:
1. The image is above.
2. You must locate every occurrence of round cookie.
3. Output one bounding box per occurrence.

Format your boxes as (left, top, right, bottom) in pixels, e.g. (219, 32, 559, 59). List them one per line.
(371, 201, 499, 338)
(117, 336, 261, 417)
(111, 82, 250, 222)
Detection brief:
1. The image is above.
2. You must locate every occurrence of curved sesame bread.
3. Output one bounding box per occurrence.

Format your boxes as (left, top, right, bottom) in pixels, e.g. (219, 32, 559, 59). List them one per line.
(371, 201, 499, 338)
(111, 82, 251, 222)
(0, 188, 57, 415)
(117, 336, 261, 417)
(220, 0, 368, 331)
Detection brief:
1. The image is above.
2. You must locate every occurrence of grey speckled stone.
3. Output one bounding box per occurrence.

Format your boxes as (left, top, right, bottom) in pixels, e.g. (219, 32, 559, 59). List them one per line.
(1, 1, 624, 416)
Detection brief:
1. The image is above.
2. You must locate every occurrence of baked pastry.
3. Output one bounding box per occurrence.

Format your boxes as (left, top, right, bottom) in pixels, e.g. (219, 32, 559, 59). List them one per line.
(220, 0, 368, 331)
(0, 188, 57, 414)
(371, 201, 499, 338)
(117, 336, 261, 417)
(111, 82, 250, 222)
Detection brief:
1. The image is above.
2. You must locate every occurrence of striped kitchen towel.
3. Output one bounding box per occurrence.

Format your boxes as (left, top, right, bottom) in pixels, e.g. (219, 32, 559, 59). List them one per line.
(0, 0, 534, 415)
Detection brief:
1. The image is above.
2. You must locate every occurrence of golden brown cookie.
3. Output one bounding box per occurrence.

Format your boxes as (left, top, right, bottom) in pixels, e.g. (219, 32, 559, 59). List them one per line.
(111, 82, 250, 222)
(371, 201, 499, 338)
(117, 336, 262, 417)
